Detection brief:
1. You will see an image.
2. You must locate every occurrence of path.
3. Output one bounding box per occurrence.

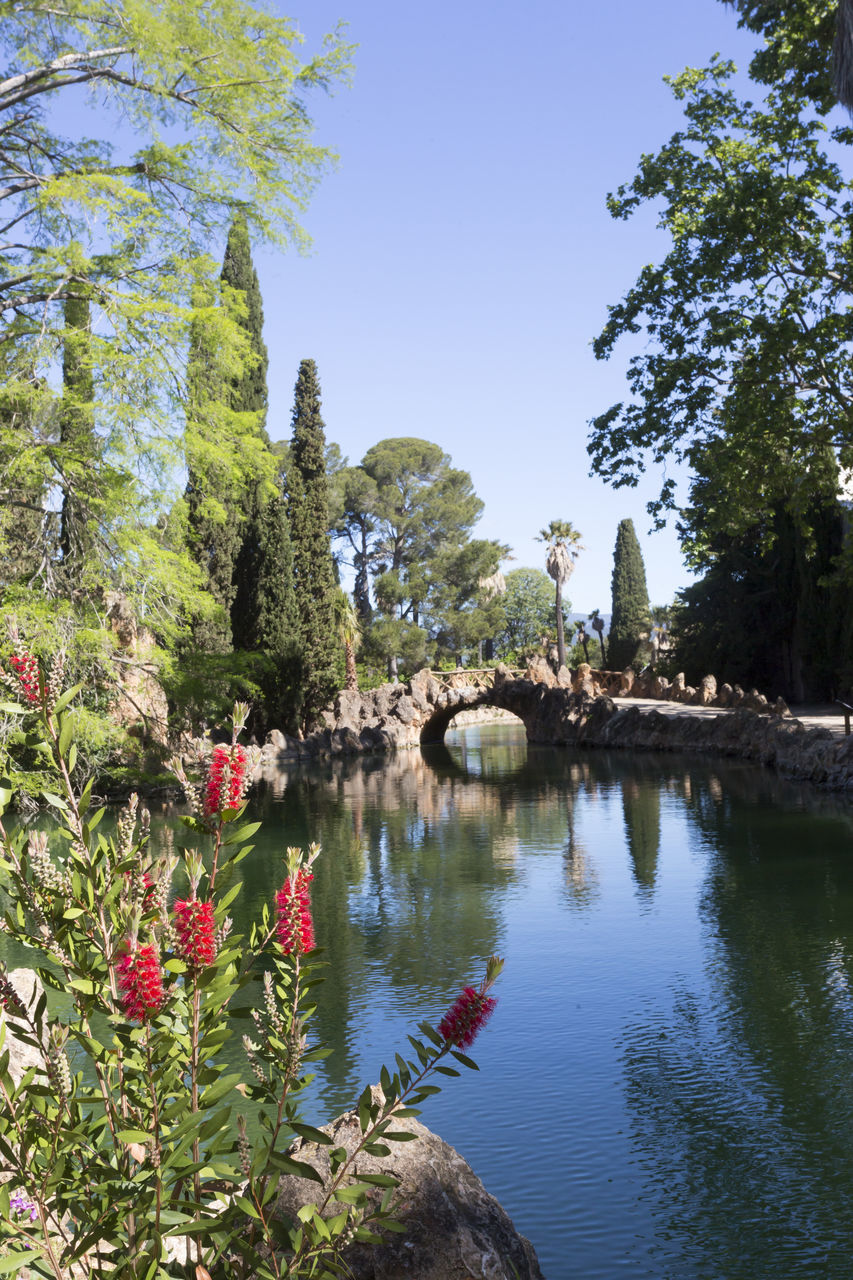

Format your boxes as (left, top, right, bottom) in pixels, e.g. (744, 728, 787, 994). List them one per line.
(623, 698, 849, 739)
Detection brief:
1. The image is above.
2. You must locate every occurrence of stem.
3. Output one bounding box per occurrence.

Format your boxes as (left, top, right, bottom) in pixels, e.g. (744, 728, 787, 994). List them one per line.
(144, 1029, 162, 1239)
(191, 975, 202, 1265)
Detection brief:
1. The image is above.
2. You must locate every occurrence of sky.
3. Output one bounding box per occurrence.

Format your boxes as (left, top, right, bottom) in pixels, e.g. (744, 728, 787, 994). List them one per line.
(246, 0, 763, 613)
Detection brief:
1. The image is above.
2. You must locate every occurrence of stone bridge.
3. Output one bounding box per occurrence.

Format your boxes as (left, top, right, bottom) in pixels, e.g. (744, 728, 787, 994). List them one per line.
(258, 662, 853, 792)
(312, 664, 620, 752)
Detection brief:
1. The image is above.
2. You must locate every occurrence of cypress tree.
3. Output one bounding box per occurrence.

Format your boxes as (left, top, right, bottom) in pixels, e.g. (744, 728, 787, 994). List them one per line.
(287, 359, 338, 730)
(220, 215, 268, 422)
(186, 217, 298, 665)
(609, 518, 651, 671)
(185, 279, 242, 651)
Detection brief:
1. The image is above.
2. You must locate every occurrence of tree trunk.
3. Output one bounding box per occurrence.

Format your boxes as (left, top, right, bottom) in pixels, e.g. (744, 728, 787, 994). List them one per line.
(388, 654, 398, 683)
(345, 640, 358, 691)
(555, 581, 566, 669)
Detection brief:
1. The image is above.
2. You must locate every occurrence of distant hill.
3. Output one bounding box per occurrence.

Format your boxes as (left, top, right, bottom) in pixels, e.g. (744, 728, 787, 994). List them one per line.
(568, 612, 610, 634)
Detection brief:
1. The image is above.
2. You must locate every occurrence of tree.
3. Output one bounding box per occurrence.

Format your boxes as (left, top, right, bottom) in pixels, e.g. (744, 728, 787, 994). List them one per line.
(333, 588, 361, 691)
(590, 59, 853, 534)
(497, 568, 564, 658)
(58, 294, 94, 590)
(720, 0, 851, 110)
(429, 541, 509, 667)
(287, 359, 338, 730)
(332, 467, 379, 622)
(609, 519, 651, 672)
(0, 0, 350, 625)
(672, 445, 851, 701)
(537, 521, 584, 670)
(334, 438, 486, 680)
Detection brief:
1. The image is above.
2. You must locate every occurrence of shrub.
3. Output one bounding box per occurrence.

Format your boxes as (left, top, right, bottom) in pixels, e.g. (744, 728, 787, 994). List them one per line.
(0, 651, 502, 1277)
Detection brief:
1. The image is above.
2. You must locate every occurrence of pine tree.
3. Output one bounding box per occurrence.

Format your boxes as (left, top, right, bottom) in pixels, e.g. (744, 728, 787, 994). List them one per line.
(287, 359, 338, 730)
(609, 518, 651, 671)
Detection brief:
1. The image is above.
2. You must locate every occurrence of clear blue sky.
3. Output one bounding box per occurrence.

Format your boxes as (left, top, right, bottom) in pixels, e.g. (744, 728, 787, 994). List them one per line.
(252, 0, 762, 613)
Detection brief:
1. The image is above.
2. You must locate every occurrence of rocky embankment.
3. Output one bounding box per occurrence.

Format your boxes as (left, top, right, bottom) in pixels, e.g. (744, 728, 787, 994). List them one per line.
(256, 663, 853, 792)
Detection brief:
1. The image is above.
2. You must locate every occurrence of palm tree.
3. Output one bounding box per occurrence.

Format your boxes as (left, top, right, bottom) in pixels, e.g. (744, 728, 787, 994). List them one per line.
(333, 588, 361, 692)
(536, 520, 584, 670)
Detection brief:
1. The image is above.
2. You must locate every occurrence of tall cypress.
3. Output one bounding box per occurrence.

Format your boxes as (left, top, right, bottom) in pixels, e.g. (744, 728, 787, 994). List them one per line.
(186, 218, 298, 663)
(220, 215, 268, 423)
(287, 359, 338, 730)
(185, 279, 241, 651)
(609, 518, 651, 671)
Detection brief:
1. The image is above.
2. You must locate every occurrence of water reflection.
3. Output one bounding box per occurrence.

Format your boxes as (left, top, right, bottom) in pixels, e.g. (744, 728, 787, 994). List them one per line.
(620, 764, 853, 1278)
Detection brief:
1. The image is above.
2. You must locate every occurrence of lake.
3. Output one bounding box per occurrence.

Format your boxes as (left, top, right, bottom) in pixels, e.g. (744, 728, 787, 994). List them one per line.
(15, 720, 853, 1278)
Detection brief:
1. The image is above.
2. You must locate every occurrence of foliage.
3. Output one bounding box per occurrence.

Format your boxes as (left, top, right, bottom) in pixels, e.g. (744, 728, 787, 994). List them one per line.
(590, 58, 853, 533)
(0, 659, 503, 1278)
(332, 439, 498, 679)
(609, 519, 651, 672)
(429, 542, 509, 667)
(496, 568, 567, 660)
(672, 449, 851, 700)
(719, 0, 842, 109)
(287, 361, 339, 731)
(536, 521, 583, 671)
(0, 0, 351, 621)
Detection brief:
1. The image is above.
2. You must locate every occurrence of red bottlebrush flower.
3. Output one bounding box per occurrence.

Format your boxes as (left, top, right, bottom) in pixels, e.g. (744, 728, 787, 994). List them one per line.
(438, 986, 497, 1049)
(117, 943, 164, 1021)
(275, 869, 315, 955)
(9, 651, 40, 705)
(174, 898, 216, 968)
(203, 744, 248, 817)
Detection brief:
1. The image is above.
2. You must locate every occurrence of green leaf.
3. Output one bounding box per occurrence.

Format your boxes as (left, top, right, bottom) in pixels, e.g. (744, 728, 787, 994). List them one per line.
(289, 1122, 333, 1146)
(450, 1050, 479, 1070)
(356, 1173, 398, 1188)
(269, 1153, 324, 1183)
(40, 791, 69, 812)
(0, 1250, 43, 1273)
(53, 684, 83, 714)
(117, 1128, 152, 1144)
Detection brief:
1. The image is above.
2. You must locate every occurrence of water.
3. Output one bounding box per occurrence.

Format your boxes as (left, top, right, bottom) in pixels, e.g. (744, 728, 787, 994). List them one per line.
(14, 723, 853, 1277)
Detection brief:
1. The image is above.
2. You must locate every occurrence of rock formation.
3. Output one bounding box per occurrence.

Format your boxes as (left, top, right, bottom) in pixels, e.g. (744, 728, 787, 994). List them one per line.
(275, 1088, 544, 1280)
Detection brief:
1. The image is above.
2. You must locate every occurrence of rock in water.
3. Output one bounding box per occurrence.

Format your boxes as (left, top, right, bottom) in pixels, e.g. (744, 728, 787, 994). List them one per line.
(275, 1088, 545, 1280)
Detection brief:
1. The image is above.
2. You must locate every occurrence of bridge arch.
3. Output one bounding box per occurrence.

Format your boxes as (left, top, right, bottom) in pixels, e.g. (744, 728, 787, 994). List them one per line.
(417, 670, 539, 745)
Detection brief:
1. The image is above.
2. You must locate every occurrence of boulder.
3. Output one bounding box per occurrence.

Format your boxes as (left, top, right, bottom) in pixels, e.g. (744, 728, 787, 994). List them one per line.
(619, 668, 635, 695)
(697, 675, 717, 707)
(651, 674, 670, 699)
(274, 1090, 544, 1280)
(526, 656, 556, 688)
(716, 683, 734, 708)
(671, 673, 686, 697)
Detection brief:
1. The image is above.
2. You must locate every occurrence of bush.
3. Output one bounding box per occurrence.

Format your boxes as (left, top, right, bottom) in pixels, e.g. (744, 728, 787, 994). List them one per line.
(0, 652, 502, 1277)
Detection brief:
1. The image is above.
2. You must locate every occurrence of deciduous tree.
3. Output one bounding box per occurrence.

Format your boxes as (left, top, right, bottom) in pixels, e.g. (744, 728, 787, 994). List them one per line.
(590, 60, 853, 533)
(0, 0, 350, 626)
